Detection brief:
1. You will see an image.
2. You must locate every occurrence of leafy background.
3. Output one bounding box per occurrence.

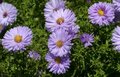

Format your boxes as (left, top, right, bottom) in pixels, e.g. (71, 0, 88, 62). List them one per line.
(0, 0, 120, 77)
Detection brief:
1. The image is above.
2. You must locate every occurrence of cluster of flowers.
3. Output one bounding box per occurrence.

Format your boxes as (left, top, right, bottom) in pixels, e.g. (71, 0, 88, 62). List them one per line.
(44, 0, 79, 74)
(0, 2, 40, 60)
(2, 0, 120, 75)
(44, 0, 94, 74)
(0, 0, 95, 75)
(88, 0, 120, 52)
(44, 0, 120, 74)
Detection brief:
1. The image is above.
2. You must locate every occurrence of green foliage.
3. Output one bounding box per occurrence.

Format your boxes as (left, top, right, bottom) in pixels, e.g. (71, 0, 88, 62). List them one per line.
(0, 0, 120, 77)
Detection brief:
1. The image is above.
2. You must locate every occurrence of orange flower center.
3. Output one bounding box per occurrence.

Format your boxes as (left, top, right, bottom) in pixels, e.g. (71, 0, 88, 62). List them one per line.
(56, 18, 64, 25)
(56, 40, 63, 48)
(98, 9, 104, 16)
(14, 35, 22, 43)
(55, 57, 61, 64)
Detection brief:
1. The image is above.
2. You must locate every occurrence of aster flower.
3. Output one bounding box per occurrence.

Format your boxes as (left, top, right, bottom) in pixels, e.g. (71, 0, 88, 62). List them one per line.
(111, 26, 120, 51)
(46, 9, 76, 32)
(0, 2, 17, 26)
(113, 0, 120, 12)
(67, 24, 80, 39)
(48, 28, 72, 57)
(88, 2, 115, 26)
(80, 33, 94, 47)
(45, 53, 71, 74)
(2, 26, 32, 51)
(44, 0, 65, 18)
(28, 51, 41, 60)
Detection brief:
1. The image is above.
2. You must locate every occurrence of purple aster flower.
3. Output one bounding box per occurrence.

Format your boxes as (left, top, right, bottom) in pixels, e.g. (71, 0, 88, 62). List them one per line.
(0, 2, 17, 26)
(111, 26, 120, 51)
(113, 0, 120, 12)
(45, 53, 71, 74)
(46, 9, 76, 32)
(67, 24, 80, 39)
(48, 28, 72, 57)
(80, 33, 94, 47)
(44, 0, 65, 18)
(2, 26, 32, 51)
(28, 51, 41, 60)
(88, 2, 115, 26)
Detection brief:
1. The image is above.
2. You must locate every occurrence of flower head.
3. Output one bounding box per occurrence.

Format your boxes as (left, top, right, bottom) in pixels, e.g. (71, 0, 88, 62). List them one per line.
(0, 2, 17, 26)
(111, 26, 120, 51)
(80, 33, 94, 47)
(45, 53, 71, 74)
(44, 0, 65, 18)
(67, 24, 80, 39)
(88, 2, 114, 26)
(28, 51, 41, 60)
(48, 28, 72, 57)
(46, 9, 76, 32)
(2, 26, 32, 51)
(113, 0, 120, 12)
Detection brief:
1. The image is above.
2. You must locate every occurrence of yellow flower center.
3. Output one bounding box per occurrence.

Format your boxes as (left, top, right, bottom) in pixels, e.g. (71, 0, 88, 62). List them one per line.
(98, 9, 104, 16)
(56, 18, 64, 25)
(55, 57, 61, 64)
(56, 40, 63, 48)
(0, 24, 3, 30)
(14, 35, 22, 43)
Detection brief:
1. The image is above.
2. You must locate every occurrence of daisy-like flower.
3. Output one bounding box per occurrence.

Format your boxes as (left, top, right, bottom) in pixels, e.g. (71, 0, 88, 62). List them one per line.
(46, 9, 76, 32)
(2, 26, 32, 51)
(44, 0, 65, 18)
(80, 33, 94, 47)
(68, 24, 80, 39)
(48, 28, 72, 57)
(88, 2, 115, 26)
(45, 53, 71, 74)
(28, 51, 41, 60)
(113, 0, 120, 12)
(0, 2, 17, 26)
(111, 26, 120, 51)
